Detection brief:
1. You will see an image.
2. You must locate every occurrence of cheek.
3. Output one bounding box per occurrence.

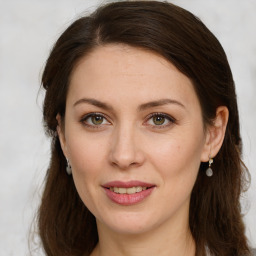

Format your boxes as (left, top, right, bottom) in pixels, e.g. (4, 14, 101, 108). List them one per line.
(146, 133, 204, 217)
(66, 127, 106, 173)
(149, 129, 205, 187)
(151, 134, 203, 168)
(65, 131, 107, 203)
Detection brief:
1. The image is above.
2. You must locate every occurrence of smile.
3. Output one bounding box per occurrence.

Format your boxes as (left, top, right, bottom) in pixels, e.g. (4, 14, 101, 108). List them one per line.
(102, 181, 156, 205)
(109, 186, 148, 194)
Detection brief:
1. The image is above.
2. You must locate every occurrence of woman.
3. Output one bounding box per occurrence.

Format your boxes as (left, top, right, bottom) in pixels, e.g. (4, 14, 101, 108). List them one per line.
(38, 1, 252, 255)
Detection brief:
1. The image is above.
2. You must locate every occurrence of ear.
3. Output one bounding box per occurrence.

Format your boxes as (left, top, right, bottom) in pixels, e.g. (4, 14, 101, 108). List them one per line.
(56, 114, 68, 158)
(201, 106, 229, 162)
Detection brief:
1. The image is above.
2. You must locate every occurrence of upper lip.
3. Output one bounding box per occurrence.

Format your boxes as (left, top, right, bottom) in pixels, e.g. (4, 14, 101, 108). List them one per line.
(102, 180, 156, 188)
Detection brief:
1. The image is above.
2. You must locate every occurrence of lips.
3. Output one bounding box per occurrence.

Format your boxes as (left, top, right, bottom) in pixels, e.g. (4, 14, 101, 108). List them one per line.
(103, 180, 155, 188)
(102, 180, 156, 205)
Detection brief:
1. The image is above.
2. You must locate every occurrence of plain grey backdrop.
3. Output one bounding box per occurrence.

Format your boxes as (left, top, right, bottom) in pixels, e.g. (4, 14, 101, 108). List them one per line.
(0, 0, 255, 255)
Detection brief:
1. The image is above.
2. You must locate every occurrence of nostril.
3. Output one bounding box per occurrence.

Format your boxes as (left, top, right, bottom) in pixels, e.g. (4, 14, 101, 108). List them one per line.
(109, 138, 145, 169)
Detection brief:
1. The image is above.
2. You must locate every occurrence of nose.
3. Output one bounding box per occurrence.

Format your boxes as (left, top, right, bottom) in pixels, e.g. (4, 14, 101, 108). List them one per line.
(109, 124, 145, 170)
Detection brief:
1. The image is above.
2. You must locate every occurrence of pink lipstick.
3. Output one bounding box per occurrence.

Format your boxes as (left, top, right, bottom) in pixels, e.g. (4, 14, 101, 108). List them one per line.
(102, 180, 156, 206)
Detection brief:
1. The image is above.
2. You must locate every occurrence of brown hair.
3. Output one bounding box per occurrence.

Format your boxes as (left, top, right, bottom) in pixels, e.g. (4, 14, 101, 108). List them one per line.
(38, 1, 251, 255)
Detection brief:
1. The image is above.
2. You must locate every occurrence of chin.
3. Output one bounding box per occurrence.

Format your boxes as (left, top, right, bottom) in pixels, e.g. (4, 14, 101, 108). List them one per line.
(96, 209, 167, 236)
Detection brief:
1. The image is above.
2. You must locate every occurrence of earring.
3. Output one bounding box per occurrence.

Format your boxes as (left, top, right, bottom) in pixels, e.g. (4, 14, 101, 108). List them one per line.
(66, 159, 72, 175)
(206, 156, 213, 177)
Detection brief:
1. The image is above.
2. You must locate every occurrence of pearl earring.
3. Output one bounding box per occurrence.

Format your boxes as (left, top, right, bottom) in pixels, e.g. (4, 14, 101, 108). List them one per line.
(206, 156, 213, 177)
(66, 159, 72, 175)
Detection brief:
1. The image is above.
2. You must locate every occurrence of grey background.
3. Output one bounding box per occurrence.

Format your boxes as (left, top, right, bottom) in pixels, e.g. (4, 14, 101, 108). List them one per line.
(0, 0, 255, 255)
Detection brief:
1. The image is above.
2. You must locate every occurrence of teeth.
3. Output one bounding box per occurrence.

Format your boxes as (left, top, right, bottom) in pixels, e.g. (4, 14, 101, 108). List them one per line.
(127, 187, 136, 194)
(119, 188, 126, 194)
(109, 186, 148, 194)
(136, 186, 142, 192)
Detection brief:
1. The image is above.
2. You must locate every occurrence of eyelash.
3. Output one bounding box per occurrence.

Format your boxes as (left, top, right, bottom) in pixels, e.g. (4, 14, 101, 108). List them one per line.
(145, 112, 176, 129)
(80, 112, 110, 129)
(80, 112, 176, 129)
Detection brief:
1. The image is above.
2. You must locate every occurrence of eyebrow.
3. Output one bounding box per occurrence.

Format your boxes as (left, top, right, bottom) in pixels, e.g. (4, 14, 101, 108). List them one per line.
(73, 98, 114, 111)
(73, 98, 185, 111)
(138, 99, 185, 111)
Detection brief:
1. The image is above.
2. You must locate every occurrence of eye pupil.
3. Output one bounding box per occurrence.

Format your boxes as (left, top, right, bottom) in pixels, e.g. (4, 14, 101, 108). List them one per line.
(92, 115, 103, 125)
(153, 116, 165, 125)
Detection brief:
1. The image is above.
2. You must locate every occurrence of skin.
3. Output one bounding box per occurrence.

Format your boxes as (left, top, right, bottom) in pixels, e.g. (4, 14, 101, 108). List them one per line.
(57, 44, 229, 256)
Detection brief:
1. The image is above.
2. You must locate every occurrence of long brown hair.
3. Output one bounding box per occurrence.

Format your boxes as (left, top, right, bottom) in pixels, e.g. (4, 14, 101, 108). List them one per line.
(38, 1, 251, 255)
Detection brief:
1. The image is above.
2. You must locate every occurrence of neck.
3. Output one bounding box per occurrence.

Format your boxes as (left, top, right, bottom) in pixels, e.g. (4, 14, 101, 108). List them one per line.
(91, 215, 196, 256)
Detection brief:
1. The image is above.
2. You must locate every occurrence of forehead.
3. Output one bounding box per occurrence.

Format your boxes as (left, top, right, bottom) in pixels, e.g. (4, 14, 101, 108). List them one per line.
(68, 44, 199, 109)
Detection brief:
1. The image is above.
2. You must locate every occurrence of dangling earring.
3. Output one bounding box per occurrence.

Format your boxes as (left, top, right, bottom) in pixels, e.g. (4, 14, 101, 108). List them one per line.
(206, 156, 213, 177)
(66, 159, 72, 175)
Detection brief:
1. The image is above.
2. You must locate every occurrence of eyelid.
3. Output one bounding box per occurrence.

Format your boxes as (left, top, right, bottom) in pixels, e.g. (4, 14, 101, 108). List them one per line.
(144, 112, 176, 128)
(80, 112, 176, 129)
(80, 112, 111, 128)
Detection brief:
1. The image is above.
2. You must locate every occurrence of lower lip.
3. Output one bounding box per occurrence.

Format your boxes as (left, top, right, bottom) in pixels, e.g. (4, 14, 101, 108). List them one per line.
(103, 187, 155, 206)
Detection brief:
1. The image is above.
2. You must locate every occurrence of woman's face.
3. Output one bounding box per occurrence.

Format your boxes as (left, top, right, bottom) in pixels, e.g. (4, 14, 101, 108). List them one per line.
(58, 44, 210, 235)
